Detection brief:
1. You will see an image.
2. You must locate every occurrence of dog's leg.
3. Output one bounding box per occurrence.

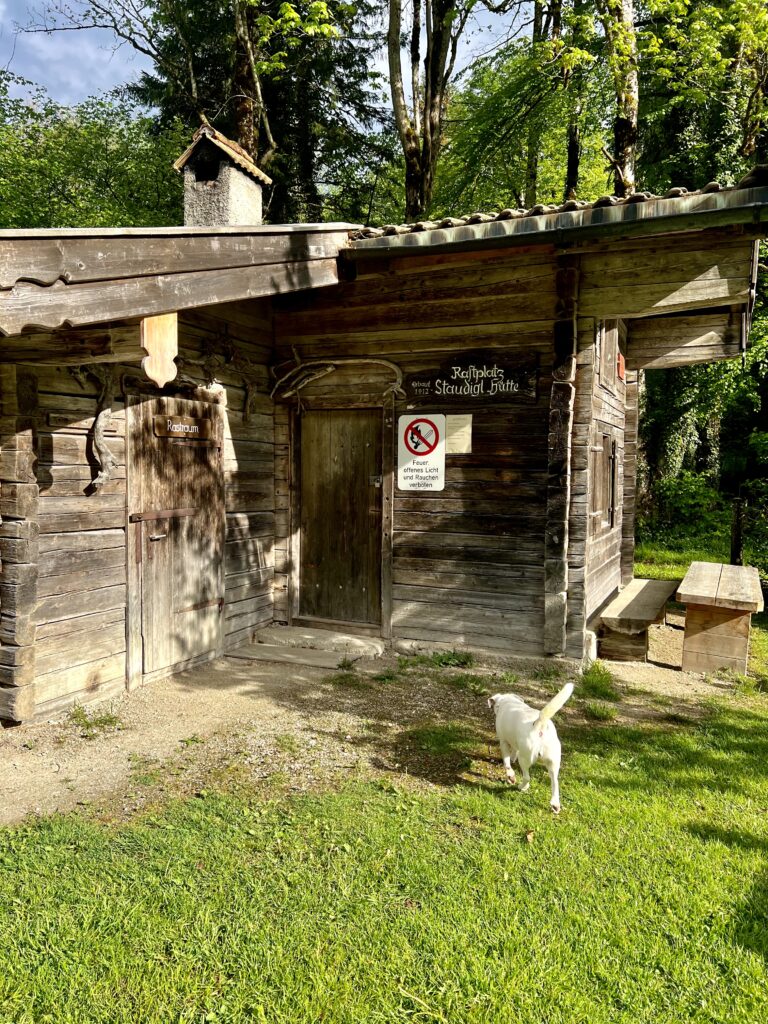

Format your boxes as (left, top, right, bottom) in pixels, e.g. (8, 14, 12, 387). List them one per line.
(517, 758, 531, 793)
(542, 752, 562, 813)
(499, 740, 516, 784)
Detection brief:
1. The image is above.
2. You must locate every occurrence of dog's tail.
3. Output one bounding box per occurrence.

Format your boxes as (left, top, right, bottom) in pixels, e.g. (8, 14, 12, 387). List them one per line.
(535, 682, 574, 727)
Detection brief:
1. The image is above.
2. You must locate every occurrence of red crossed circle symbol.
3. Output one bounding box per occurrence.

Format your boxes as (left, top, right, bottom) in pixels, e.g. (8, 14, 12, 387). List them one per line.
(404, 417, 439, 456)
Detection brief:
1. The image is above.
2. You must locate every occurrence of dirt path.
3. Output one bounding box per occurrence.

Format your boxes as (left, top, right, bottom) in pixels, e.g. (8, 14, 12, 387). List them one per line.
(0, 623, 733, 827)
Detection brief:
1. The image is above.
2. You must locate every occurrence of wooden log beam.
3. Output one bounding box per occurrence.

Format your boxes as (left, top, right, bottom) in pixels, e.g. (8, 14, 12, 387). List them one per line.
(0, 683, 36, 722)
(0, 258, 340, 337)
(0, 230, 350, 289)
(625, 310, 741, 369)
(0, 325, 144, 366)
(544, 255, 580, 656)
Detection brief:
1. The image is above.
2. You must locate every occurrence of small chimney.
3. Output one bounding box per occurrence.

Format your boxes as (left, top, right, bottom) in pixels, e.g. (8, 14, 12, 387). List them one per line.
(173, 125, 272, 227)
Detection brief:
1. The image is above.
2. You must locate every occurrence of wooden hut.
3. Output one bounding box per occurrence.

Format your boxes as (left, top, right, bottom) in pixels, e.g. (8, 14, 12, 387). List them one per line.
(1, 170, 767, 723)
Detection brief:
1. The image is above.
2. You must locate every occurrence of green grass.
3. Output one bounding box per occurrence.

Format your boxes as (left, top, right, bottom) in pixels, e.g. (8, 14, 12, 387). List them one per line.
(66, 704, 124, 740)
(579, 661, 622, 702)
(583, 700, 618, 722)
(2, 692, 768, 1023)
(398, 650, 475, 671)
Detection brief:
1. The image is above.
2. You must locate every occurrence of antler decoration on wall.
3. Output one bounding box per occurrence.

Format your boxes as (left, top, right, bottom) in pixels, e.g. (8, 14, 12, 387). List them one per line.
(271, 354, 405, 400)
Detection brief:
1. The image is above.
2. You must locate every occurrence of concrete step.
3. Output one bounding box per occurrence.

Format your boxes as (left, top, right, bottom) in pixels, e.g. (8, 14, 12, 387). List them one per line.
(254, 625, 385, 658)
(227, 644, 344, 669)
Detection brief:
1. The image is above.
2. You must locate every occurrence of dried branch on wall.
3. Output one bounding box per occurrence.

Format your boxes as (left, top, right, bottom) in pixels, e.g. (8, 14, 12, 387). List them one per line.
(87, 365, 118, 492)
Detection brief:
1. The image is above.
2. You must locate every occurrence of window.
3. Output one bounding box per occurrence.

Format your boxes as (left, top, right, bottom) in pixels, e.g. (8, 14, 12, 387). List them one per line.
(590, 432, 618, 536)
(599, 320, 619, 390)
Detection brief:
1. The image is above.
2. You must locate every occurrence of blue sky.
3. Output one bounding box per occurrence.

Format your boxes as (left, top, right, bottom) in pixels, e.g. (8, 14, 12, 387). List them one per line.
(1, 0, 152, 103)
(1, 1, 516, 107)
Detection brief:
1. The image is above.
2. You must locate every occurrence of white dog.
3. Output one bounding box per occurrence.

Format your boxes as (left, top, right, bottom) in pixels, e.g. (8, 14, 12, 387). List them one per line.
(487, 683, 575, 812)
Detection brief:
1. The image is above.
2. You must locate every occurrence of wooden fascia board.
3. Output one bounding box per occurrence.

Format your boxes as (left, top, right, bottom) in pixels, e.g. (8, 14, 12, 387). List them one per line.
(625, 307, 744, 370)
(0, 258, 339, 337)
(0, 230, 351, 290)
(0, 323, 144, 365)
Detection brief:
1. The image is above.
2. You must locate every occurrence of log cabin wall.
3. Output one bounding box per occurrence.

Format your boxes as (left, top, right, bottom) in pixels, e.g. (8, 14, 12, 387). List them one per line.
(0, 299, 275, 722)
(177, 302, 276, 654)
(272, 247, 558, 656)
(583, 320, 628, 623)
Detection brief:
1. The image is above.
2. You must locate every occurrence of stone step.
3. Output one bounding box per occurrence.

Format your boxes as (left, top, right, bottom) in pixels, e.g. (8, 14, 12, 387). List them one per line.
(254, 625, 385, 658)
(227, 644, 344, 670)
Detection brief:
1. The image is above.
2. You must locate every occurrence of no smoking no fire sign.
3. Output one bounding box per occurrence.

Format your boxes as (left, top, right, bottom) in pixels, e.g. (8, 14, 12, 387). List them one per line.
(397, 414, 446, 491)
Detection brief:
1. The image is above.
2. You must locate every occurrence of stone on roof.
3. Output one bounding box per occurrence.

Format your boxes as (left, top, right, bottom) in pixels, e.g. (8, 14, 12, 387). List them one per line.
(349, 166, 768, 243)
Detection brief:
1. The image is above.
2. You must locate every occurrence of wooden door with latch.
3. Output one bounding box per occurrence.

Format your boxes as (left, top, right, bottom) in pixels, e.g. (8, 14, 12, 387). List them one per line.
(298, 408, 382, 625)
(128, 395, 225, 676)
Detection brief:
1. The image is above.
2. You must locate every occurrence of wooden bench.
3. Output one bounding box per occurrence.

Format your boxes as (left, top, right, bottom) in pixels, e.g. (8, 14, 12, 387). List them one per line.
(597, 578, 680, 662)
(677, 562, 764, 674)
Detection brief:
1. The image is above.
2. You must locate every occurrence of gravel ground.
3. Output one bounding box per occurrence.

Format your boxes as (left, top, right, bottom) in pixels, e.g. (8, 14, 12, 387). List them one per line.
(0, 624, 734, 827)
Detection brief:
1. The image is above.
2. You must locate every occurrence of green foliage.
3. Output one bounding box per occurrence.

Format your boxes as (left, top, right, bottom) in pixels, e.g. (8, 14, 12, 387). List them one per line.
(579, 662, 621, 702)
(582, 700, 618, 721)
(0, 72, 185, 227)
(66, 704, 124, 739)
(433, 30, 611, 213)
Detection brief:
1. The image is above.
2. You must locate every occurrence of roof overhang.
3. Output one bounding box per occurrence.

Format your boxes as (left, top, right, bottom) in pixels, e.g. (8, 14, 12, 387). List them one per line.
(343, 186, 768, 261)
(0, 224, 359, 337)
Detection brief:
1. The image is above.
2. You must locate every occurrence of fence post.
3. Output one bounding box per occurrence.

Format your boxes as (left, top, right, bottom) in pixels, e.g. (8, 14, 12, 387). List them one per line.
(731, 497, 746, 566)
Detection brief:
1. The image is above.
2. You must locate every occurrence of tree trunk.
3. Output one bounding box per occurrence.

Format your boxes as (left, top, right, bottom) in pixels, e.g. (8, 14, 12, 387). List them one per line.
(524, 2, 546, 208)
(599, 0, 639, 196)
(565, 112, 581, 199)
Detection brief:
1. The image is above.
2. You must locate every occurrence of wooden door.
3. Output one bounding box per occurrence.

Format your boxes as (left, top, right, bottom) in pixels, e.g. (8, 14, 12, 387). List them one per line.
(299, 409, 382, 625)
(129, 395, 225, 675)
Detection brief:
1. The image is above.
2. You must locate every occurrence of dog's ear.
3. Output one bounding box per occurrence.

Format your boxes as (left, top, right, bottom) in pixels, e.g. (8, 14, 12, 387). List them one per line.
(487, 695, 497, 711)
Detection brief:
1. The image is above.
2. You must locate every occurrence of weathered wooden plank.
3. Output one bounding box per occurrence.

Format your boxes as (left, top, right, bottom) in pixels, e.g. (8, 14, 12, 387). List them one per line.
(681, 602, 753, 673)
(0, 534, 39, 563)
(676, 561, 723, 608)
(0, 580, 37, 615)
(717, 563, 764, 612)
(598, 627, 648, 662)
(0, 482, 39, 518)
(392, 512, 544, 536)
(37, 433, 126, 466)
(38, 493, 126, 515)
(37, 564, 125, 598)
(392, 584, 543, 611)
(38, 545, 126, 579)
(0, 448, 36, 481)
(0, 612, 36, 646)
(392, 625, 544, 655)
(276, 289, 556, 338)
(0, 231, 349, 289)
(599, 578, 678, 633)
(0, 326, 143, 365)
(35, 605, 125, 642)
(39, 511, 126, 533)
(35, 621, 126, 676)
(580, 275, 750, 320)
(33, 653, 126, 705)
(34, 584, 126, 624)
(225, 538, 275, 574)
(37, 529, 124, 554)
(0, 259, 341, 336)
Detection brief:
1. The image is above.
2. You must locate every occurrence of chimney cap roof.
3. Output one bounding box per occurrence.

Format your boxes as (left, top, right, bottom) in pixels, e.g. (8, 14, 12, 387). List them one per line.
(173, 124, 273, 186)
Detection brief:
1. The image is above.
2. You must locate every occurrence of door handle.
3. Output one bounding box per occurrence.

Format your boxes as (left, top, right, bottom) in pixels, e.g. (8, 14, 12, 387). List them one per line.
(149, 533, 167, 541)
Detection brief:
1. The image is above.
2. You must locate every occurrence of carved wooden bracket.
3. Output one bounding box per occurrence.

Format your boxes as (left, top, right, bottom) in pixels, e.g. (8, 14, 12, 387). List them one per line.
(140, 313, 179, 387)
